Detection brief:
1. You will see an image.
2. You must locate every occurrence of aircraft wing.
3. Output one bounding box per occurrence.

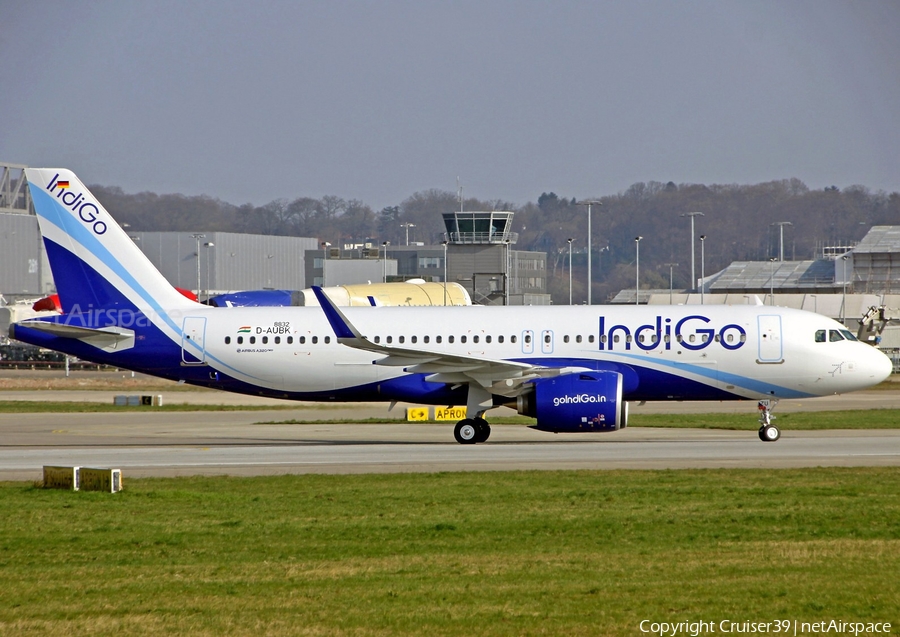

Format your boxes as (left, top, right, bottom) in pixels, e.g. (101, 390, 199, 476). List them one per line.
(312, 287, 587, 396)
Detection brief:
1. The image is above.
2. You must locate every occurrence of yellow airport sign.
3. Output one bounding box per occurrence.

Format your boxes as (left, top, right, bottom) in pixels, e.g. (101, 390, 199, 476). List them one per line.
(434, 406, 467, 421)
(406, 407, 430, 421)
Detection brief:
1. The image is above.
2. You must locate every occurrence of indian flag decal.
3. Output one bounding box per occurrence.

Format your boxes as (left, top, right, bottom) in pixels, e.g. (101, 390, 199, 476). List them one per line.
(237, 326, 252, 333)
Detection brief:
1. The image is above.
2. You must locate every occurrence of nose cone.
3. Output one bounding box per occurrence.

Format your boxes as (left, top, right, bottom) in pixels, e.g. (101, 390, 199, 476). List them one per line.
(870, 347, 894, 385)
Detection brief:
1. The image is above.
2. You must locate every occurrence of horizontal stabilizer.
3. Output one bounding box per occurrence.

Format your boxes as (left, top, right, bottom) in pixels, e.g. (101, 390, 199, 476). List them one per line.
(14, 320, 135, 352)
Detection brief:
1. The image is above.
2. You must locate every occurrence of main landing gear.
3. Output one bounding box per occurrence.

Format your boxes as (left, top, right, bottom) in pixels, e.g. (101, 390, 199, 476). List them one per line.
(453, 417, 491, 444)
(757, 399, 781, 442)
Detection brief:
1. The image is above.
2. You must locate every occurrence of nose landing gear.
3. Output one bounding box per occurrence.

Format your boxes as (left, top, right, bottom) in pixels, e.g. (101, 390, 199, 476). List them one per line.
(757, 399, 781, 442)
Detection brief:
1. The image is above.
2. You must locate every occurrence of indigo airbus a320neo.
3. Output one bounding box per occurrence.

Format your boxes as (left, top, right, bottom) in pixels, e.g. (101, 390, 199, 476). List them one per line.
(10, 169, 892, 444)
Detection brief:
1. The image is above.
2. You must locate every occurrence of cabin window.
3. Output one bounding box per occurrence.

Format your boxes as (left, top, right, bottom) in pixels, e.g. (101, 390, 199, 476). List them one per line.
(249, 336, 256, 344)
(312, 336, 318, 344)
(473, 335, 479, 344)
(576, 335, 582, 344)
(237, 336, 243, 344)
(625, 335, 632, 344)
(664, 335, 670, 343)
(399, 336, 405, 344)
(498, 335, 504, 344)
(688, 334, 695, 343)
(449, 335, 454, 343)
(461, 335, 467, 344)
(829, 330, 845, 342)
(411, 336, 417, 344)
(740, 334, 747, 343)
(564, 335, 570, 343)
(726, 334, 733, 343)
(588, 335, 595, 343)
(325, 336, 331, 344)
(299, 336, 306, 344)
(274, 336, 280, 344)
(511, 335, 517, 344)
(544, 334, 551, 344)
(225, 336, 231, 344)
(815, 330, 826, 343)
(714, 334, 721, 342)
(262, 336, 268, 344)
(600, 335, 607, 344)
(524, 334, 532, 344)
(637, 334, 644, 343)
(287, 336, 293, 344)
(485, 335, 492, 344)
(436, 335, 442, 344)
(386, 336, 393, 344)
(613, 335, 620, 343)
(374, 336, 380, 344)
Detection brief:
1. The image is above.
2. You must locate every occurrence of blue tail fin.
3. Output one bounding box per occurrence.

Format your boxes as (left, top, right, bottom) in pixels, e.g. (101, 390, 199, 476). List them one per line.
(25, 168, 195, 315)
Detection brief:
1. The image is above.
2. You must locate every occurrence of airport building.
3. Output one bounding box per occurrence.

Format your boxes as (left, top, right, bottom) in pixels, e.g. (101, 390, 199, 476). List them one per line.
(131, 231, 320, 300)
(304, 246, 397, 288)
(308, 211, 550, 305)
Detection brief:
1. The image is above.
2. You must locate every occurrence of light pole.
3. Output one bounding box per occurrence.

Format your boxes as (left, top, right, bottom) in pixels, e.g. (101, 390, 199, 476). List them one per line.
(382, 241, 389, 283)
(567, 238, 573, 306)
(204, 241, 215, 302)
(442, 240, 448, 306)
(841, 254, 849, 324)
(699, 235, 706, 305)
(504, 239, 511, 305)
(577, 200, 602, 305)
(191, 233, 205, 298)
(772, 221, 793, 261)
(769, 257, 777, 306)
(680, 212, 704, 291)
(634, 236, 643, 306)
(401, 222, 415, 246)
(321, 241, 331, 287)
(662, 263, 678, 304)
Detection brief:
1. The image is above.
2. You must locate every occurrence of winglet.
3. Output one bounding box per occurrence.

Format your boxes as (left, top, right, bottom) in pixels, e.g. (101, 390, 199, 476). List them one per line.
(311, 286, 362, 340)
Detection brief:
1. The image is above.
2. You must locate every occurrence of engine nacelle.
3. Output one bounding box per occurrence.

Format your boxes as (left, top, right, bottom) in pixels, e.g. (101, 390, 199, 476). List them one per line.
(517, 371, 628, 433)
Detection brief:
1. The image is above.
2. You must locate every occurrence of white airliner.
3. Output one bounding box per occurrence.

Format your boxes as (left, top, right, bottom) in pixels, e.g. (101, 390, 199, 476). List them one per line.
(10, 169, 893, 444)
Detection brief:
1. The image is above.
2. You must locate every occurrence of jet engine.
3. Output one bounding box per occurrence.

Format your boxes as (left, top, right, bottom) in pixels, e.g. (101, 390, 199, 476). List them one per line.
(517, 371, 628, 433)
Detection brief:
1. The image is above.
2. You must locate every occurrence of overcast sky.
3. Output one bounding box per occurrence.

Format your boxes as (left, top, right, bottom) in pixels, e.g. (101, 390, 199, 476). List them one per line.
(2, 1, 898, 208)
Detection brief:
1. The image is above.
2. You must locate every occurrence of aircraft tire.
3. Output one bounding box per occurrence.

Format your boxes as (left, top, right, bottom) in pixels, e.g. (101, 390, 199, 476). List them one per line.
(454, 419, 479, 444)
(473, 417, 491, 443)
(759, 425, 781, 442)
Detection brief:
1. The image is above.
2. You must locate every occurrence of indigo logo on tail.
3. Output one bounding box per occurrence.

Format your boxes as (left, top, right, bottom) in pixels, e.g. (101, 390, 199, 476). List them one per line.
(46, 173, 108, 235)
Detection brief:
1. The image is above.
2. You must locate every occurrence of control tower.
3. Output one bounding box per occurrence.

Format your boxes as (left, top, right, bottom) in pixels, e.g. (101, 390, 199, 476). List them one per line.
(442, 211, 546, 305)
(442, 211, 518, 245)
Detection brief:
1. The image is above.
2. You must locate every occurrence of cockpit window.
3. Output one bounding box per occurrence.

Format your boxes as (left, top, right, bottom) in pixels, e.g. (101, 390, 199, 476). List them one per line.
(829, 330, 845, 342)
(815, 330, 826, 343)
(840, 330, 858, 342)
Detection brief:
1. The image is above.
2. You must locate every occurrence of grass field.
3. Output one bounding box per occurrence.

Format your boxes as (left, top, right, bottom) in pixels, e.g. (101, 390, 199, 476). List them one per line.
(0, 401, 302, 414)
(1, 468, 898, 636)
